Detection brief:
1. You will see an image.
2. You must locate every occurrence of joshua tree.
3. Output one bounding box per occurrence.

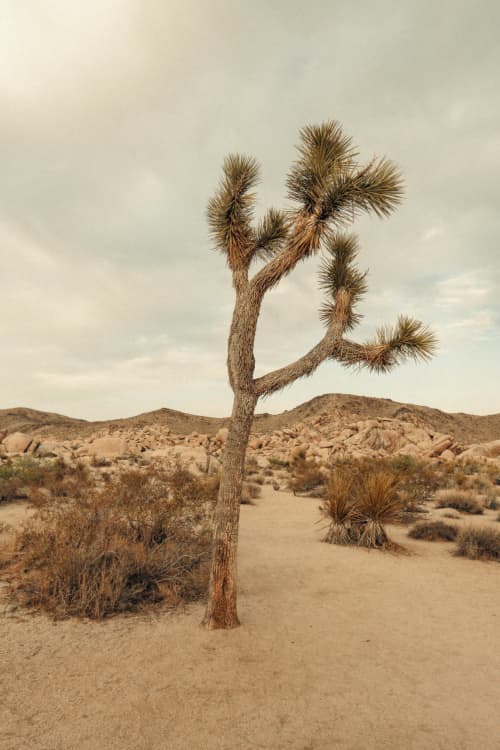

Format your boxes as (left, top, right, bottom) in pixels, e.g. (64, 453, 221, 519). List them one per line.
(203, 121, 437, 629)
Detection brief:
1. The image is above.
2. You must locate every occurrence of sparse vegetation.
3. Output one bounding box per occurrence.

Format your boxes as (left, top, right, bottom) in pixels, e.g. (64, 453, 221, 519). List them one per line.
(408, 521, 458, 542)
(0, 462, 217, 619)
(320, 466, 404, 549)
(0, 457, 88, 504)
(356, 471, 403, 548)
(288, 457, 325, 495)
(268, 457, 289, 468)
(435, 489, 483, 515)
(320, 471, 360, 544)
(455, 527, 500, 562)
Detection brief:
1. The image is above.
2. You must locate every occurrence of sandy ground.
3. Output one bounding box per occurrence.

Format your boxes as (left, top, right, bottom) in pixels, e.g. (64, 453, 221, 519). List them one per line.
(1, 488, 500, 750)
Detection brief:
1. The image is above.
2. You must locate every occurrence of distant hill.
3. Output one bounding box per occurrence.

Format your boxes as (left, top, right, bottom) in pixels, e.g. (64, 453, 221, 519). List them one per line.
(1, 395, 500, 444)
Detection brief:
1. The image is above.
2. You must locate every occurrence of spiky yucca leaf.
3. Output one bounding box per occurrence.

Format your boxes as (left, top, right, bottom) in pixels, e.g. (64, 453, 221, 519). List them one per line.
(252, 208, 289, 261)
(357, 470, 403, 548)
(351, 157, 404, 218)
(319, 157, 403, 225)
(207, 154, 259, 268)
(320, 471, 362, 545)
(286, 121, 357, 211)
(363, 316, 438, 373)
(318, 233, 368, 329)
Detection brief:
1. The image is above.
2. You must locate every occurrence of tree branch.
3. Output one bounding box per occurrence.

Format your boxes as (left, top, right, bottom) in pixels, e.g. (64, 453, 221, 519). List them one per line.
(250, 210, 322, 296)
(254, 312, 437, 397)
(334, 316, 438, 372)
(253, 297, 348, 396)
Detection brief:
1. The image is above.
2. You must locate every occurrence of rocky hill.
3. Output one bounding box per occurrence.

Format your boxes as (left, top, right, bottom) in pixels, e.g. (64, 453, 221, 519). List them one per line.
(1, 394, 500, 444)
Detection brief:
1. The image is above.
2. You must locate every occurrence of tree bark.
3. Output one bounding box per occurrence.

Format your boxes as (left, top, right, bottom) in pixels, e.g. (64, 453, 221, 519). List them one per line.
(202, 389, 257, 629)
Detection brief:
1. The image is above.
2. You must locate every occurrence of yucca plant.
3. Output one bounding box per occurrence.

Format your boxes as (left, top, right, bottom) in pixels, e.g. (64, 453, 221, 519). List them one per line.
(203, 120, 437, 628)
(357, 471, 403, 548)
(320, 471, 361, 545)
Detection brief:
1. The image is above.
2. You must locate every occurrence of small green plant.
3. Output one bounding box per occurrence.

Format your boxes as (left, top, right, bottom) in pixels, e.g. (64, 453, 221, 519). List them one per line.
(455, 527, 500, 562)
(408, 521, 458, 542)
(268, 457, 289, 468)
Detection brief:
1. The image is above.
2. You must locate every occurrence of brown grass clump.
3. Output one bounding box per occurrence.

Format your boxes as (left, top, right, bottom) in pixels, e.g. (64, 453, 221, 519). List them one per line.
(435, 489, 483, 515)
(1, 461, 217, 619)
(455, 527, 500, 562)
(356, 471, 403, 548)
(408, 521, 458, 542)
(320, 471, 360, 545)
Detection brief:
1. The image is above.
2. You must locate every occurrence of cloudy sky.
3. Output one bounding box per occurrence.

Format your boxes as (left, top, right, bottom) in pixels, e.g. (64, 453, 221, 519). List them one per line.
(1, 1, 499, 419)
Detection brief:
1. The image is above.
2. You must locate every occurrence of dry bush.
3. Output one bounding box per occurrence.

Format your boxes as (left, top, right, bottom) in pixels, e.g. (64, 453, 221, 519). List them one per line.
(268, 457, 289, 468)
(356, 471, 403, 548)
(320, 471, 360, 545)
(334, 455, 438, 506)
(245, 482, 262, 499)
(0, 456, 92, 507)
(288, 457, 325, 495)
(1, 461, 217, 619)
(408, 521, 458, 542)
(435, 489, 484, 515)
(455, 527, 500, 562)
(483, 495, 499, 511)
(251, 474, 265, 485)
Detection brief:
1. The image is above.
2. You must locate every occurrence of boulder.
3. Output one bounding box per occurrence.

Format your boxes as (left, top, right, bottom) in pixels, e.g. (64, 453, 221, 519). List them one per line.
(88, 436, 127, 458)
(440, 449, 456, 461)
(249, 438, 264, 450)
(429, 436, 453, 457)
(2, 432, 33, 454)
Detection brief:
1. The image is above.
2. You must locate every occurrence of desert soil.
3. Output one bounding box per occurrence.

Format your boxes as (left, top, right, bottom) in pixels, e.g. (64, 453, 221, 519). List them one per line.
(1, 487, 499, 750)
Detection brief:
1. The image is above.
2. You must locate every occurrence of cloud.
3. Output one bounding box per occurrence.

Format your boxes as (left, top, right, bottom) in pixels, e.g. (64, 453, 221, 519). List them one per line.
(1, 0, 499, 417)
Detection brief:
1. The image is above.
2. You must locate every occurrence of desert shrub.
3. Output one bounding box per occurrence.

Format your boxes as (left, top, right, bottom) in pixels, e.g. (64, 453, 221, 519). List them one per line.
(483, 495, 499, 511)
(244, 455, 259, 472)
(408, 521, 458, 542)
(245, 482, 262, 499)
(251, 474, 265, 485)
(0, 457, 80, 503)
(320, 471, 360, 545)
(268, 457, 289, 468)
(1, 462, 217, 619)
(387, 454, 420, 473)
(356, 471, 403, 548)
(435, 489, 483, 515)
(334, 455, 438, 504)
(288, 457, 325, 495)
(455, 527, 500, 562)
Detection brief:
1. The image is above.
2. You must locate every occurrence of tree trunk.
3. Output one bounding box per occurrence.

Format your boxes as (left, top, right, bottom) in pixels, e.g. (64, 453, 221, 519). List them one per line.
(202, 389, 257, 629)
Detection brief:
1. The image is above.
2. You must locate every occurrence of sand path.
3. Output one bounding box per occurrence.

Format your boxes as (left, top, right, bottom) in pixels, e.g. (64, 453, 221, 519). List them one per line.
(1, 488, 499, 750)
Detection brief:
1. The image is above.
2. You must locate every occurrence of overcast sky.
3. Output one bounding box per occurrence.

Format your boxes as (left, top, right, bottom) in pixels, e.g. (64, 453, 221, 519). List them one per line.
(1, 0, 499, 419)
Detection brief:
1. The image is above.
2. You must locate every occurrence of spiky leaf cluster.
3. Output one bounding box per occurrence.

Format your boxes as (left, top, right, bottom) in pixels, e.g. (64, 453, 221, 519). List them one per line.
(286, 122, 356, 211)
(287, 121, 404, 229)
(362, 315, 438, 373)
(207, 154, 259, 268)
(318, 234, 368, 330)
(252, 208, 289, 262)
